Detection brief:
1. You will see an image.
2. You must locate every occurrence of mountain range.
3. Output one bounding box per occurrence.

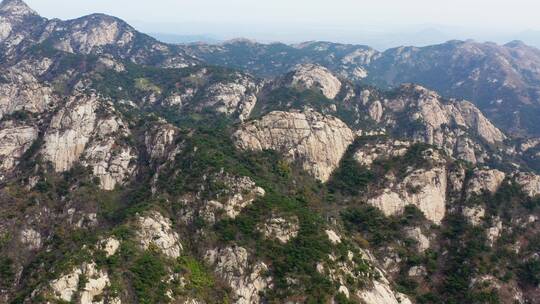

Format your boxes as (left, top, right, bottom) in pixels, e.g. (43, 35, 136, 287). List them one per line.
(0, 0, 540, 304)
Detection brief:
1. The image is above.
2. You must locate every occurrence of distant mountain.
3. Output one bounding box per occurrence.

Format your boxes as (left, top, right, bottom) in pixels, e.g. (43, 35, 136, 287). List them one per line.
(185, 39, 540, 137)
(149, 33, 221, 44)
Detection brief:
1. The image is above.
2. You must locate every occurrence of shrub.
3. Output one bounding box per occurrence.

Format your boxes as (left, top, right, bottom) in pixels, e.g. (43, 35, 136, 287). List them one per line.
(130, 251, 168, 304)
(0, 257, 15, 288)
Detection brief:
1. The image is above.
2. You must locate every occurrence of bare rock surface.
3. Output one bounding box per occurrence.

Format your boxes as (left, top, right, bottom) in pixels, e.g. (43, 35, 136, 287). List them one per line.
(42, 95, 98, 172)
(234, 109, 355, 182)
(368, 166, 447, 224)
(0, 121, 37, 178)
(286, 64, 342, 99)
(467, 168, 506, 197)
(514, 172, 540, 198)
(205, 246, 271, 304)
(136, 211, 182, 258)
(49, 261, 112, 304)
(354, 140, 410, 169)
(259, 216, 299, 243)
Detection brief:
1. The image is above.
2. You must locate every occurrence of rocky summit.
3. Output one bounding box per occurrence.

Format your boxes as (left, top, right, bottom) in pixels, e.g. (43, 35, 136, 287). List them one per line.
(0, 1, 539, 304)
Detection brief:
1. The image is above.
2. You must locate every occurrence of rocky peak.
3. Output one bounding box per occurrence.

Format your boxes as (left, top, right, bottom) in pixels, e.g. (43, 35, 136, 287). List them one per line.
(285, 63, 342, 99)
(0, 0, 37, 17)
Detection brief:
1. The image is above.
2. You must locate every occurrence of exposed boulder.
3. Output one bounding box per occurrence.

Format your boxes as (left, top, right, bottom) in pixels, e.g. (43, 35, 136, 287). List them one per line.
(99, 237, 120, 257)
(358, 280, 412, 304)
(486, 217, 503, 246)
(463, 206, 486, 226)
(49, 262, 112, 304)
(258, 216, 299, 244)
(135, 211, 182, 259)
(0, 120, 37, 179)
(205, 246, 271, 304)
(201, 73, 261, 121)
(368, 100, 384, 123)
(285, 64, 342, 99)
(368, 166, 447, 224)
(404, 227, 430, 252)
(234, 109, 355, 182)
(325, 229, 342, 244)
(19, 227, 41, 251)
(178, 173, 265, 225)
(467, 168, 506, 197)
(353, 139, 410, 169)
(514, 172, 540, 198)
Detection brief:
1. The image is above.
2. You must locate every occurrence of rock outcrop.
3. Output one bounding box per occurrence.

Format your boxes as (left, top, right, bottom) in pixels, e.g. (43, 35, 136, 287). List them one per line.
(178, 173, 265, 225)
(42, 95, 136, 190)
(205, 246, 271, 304)
(381, 85, 506, 164)
(42, 95, 98, 172)
(368, 166, 447, 224)
(99, 237, 120, 257)
(354, 139, 410, 169)
(135, 211, 182, 259)
(19, 227, 41, 250)
(0, 120, 37, 178)
(82, 114, 137, 190)
(259, 216, 299, 244)
(466, 168, 506, 197)
(234, 109, 355, 182)
(49, 262, 112, 304)
(201, 73, 261, 121)
(514, 172, 540, 198)
(285, 64, 342, 99)
(358, 280, 412, 304)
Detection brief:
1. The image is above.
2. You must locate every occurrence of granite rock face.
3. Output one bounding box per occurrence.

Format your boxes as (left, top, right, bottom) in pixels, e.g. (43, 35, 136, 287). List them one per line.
(514, 172, 540, 198)
(178, 172, 265, 226)
(381, 85, 506, 164)
(234, 109, 355, 182)
(368, 166, 447, 224)
(42, 95, 99, 172)
(285, 64, 342, 99)
(205, 246, 271, 304)
(135, 211, 182, 259)
(0, 120, 37, 179)
(259, 216, 299, 244)
(41, 94, 137, 190)
(467, 168, 506, 197)
(49, 262, 114, 304)
(201, 73, 261, 121)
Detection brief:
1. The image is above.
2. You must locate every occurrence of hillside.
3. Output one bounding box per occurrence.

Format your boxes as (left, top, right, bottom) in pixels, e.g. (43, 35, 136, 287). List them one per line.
(0, 1, 539, 304)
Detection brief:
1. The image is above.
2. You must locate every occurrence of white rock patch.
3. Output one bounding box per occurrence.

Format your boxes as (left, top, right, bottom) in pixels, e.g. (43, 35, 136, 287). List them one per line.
(136, 211, 182, 258)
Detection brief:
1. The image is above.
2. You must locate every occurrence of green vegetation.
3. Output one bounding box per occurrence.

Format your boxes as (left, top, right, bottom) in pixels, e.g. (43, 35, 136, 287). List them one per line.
(0, 256, 15, 289)
(130, 250, 169, 304)
(177, 256, 214, 291)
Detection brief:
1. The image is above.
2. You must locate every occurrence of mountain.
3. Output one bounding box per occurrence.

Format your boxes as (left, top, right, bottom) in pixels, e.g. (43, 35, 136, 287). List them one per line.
(0, 0, 198, 67)
(185, 39, 540, 138)
(1, 1, 540, 304)
(149, 33, 221, 44)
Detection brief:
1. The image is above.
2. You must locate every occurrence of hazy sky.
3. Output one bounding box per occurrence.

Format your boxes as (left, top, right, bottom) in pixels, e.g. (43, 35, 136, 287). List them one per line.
(23, 0, 540, 47)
